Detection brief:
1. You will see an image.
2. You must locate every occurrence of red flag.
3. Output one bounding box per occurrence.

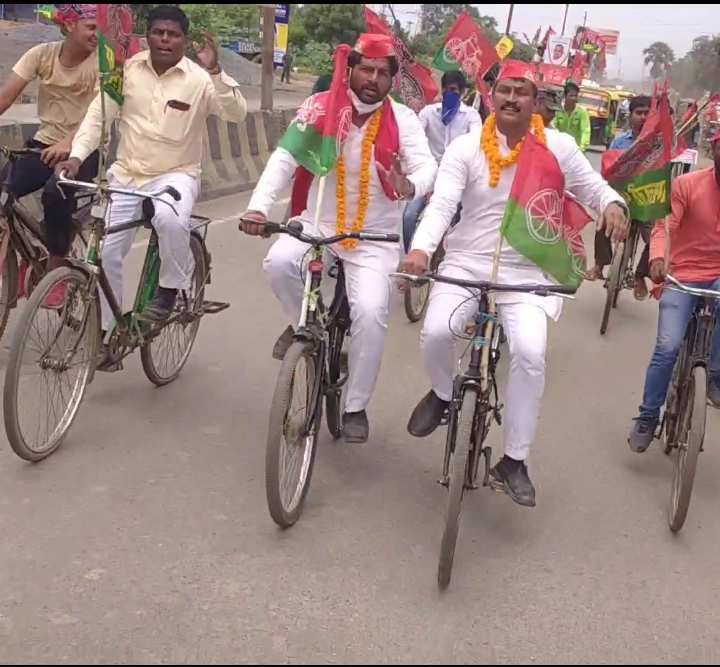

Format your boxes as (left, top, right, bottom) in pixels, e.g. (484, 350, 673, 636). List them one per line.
(538, 63, 572, 87)
(439, 11, 499, 84)
(570, 52, 586, 82)
(540, 26, 556, 51)
(363, 6, 438, 111)
(601, 90, 674, 183)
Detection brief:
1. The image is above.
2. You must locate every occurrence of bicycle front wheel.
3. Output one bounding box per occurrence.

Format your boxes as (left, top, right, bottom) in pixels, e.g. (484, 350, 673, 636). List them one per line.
(141, 233, 206, 386)
(669, 365, 706, 533)
(600, 240, 625, 335)
(266, 341, 320, 528)
(3, 266, 98, 461)
(438, 389, 475, 589)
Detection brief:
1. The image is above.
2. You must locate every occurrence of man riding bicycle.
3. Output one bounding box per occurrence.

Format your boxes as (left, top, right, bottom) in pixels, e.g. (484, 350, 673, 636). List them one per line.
(0, 4, 99, 307)
(587, 95, 653, 300)
(402, 61, 627, 507)
(402, 70, 482, 251)
(628, 133, 720, 452)
(57, 5, 246, 344)
(241, 33, 436, 444)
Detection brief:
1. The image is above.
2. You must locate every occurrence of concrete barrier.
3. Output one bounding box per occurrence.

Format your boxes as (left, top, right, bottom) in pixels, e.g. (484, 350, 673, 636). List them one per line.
(0, 107, 298, 202)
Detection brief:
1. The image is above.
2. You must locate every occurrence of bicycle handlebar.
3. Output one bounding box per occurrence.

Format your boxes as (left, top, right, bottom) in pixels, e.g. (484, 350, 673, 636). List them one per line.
(239, 217, 400, 246)
(389, 272, 577, 298)
(666, 274, 720, 299)
(0, 146, 43, 158)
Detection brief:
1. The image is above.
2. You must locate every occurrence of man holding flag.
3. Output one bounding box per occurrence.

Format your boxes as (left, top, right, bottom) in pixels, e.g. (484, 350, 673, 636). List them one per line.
(402, 61, 628, 507)
(628, 133, 720, 452)
(241, 34, 436, 444)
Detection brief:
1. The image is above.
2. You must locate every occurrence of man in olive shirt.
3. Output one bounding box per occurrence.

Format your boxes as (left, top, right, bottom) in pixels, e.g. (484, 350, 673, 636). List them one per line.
(0, 4, 99, 304)
(59, 6, 246, 333)
(555, 81, 591, 152)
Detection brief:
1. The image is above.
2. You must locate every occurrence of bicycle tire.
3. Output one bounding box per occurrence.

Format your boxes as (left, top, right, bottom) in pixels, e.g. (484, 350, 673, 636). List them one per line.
(669, 365, 706, 533)
(266, 341, 320, 528)
(3, 266, 98, 461)
(325, 324, 345, 440)
(0, 244, 17, 341)
(600, 240, 625, 335)
(141, 234, 206, 386)
(438, 389, 475, 589)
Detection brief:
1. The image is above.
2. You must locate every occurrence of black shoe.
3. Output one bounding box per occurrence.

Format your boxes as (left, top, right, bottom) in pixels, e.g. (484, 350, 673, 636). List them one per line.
(272, 325, 295, 360)
(489, 456, 536, 508)
(96, 343, 120, 373)
(137, 287, 177, 323)
(343, 410, 369, 444)
(628, 416, 658, 453)
(407, 390, 449, 438)
(708, 378, 720, 409)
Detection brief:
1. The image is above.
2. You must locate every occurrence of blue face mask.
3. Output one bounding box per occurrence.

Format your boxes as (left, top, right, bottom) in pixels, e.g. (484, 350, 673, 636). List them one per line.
(441, 91, 461, 125)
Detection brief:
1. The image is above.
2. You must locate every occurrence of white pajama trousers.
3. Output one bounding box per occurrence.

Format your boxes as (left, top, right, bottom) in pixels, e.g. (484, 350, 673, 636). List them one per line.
(263, 235, 397, 413)
(100, 172, 199, 330)
(421, 264, 548, 462)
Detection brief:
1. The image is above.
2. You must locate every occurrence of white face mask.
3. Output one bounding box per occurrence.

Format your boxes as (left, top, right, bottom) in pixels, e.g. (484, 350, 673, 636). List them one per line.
(349, 88, 384, 115)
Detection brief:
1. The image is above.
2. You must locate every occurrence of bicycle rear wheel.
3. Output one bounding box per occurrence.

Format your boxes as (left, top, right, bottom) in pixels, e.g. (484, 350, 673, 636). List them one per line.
(325, 323, 346, 440)
(3, 266, 98, 461)
(0, 242, 18, 341)
(438, 389, 475, 589)
(600, 240, 625, 335)
(669, 365, 706, 533)
(141, 234, 206, 386)
(266, 341, 320, 528)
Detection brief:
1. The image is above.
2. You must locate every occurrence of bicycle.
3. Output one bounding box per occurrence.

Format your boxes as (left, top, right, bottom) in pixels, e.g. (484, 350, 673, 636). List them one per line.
(0, 145, 90, 339)
(393, 271, 576, 589)
(245, 218, 399, 528)
(659, 275, 720, 533)
(3, 173, 228, 462)
(600, 220, 649, 335)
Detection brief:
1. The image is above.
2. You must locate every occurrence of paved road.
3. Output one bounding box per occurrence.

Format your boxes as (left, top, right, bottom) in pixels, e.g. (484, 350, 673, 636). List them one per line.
(1, 152, 720, 664)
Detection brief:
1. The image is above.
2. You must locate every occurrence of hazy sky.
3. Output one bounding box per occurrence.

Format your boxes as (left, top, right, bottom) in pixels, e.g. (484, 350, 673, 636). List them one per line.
(384, 4, 720, 81)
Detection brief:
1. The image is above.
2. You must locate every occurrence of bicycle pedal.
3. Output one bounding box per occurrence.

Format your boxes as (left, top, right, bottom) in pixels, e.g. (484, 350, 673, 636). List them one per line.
(202, 300, 230, 315)
(437, 476, 449, 488)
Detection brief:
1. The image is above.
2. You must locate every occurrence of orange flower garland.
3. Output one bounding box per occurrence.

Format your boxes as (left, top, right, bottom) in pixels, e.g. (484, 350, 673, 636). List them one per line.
(336, 109, 382, 250)
(481, 113, 547, 187)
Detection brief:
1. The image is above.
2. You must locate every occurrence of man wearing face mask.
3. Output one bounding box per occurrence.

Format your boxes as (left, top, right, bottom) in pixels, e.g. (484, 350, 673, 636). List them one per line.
(402, 61, 628, 507)
(241, 34, 436, 444)
(402, 70, 482, 251)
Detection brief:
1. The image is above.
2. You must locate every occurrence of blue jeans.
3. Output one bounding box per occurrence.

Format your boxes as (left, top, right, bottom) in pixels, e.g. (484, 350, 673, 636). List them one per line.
(640, 279, 720, 421)
(402, 196, 428, 253)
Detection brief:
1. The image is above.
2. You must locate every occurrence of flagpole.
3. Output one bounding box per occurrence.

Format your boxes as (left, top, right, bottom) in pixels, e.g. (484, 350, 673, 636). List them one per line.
(505, 4, 515, 34)
(561, 4, 570, 36)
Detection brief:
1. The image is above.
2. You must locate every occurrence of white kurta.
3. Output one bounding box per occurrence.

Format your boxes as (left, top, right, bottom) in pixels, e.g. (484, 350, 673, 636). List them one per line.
(413, 126, 623, 460)
(418, 102, 483, 164)
(248, 99, 437, 413)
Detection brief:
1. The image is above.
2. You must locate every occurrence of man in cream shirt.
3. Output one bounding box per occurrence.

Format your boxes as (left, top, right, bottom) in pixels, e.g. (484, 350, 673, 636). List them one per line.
(58, 5, 246, 337)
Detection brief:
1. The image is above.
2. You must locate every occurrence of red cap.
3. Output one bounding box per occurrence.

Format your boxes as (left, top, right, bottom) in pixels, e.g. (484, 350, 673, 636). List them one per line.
(497, 59, 537, 85)
(353, 33, 397, 59)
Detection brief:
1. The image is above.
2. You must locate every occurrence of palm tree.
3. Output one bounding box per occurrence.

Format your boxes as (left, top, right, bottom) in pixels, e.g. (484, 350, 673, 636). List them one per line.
(643, 41, 675, 79)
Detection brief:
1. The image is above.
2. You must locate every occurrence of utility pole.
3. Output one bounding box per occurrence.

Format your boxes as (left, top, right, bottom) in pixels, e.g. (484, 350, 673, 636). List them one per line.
(505, 4, 515, 34)
(261, 4, 275, 112)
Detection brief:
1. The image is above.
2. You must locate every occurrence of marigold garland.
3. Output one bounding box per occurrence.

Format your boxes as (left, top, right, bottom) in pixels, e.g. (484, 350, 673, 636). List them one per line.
(481, 113, 547, 187)
(336, 109, 382, 250)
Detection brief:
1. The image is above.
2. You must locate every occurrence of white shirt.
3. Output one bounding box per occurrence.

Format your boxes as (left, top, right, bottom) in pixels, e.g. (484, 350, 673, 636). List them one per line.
(411, 127, 623, 318)
(249, 98, 436, 264)
(418, 102, 482, 163)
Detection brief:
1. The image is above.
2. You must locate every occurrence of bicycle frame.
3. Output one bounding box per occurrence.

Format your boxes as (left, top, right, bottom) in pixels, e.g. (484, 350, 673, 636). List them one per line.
(441, 291, 502, 489)
(295, 248, 348, 435)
